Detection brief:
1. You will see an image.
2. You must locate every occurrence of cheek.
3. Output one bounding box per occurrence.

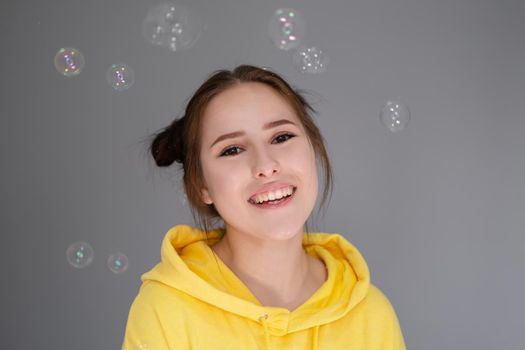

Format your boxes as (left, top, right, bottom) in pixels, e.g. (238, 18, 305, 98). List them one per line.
(201, 157, 243, 198)
(201, 156, 221, 193)
(286, 141, 317, 173)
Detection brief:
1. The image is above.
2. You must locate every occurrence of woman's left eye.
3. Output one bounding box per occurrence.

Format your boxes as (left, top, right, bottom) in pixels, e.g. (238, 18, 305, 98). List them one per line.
(272, 133, 296, 144)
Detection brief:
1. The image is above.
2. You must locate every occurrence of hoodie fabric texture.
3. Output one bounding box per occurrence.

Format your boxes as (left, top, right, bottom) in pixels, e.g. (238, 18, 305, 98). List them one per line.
(121, 225, 406, 350)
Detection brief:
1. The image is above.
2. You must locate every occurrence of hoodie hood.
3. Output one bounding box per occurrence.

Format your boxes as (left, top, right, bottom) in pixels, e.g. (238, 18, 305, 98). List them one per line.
(140, 224, 371, 349)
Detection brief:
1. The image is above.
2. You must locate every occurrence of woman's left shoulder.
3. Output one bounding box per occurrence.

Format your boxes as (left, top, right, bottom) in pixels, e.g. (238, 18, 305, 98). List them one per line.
(363, 283, 400, 315)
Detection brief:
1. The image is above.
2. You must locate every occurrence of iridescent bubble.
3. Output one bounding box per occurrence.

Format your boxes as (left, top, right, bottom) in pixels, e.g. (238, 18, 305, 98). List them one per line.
(292, 46, 328, 74)
(66, 242, 94, 268)
(107, 252, 129, 274)
(268, 8, 306, 51)
(141, 2, 204, 52)
(107, 63, 135, 91)
(54, 48, 85, 77)
(379, 99, 411, 132)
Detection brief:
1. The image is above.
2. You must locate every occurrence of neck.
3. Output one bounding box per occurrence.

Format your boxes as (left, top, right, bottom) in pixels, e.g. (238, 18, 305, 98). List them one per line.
(211, 226, 312, 303)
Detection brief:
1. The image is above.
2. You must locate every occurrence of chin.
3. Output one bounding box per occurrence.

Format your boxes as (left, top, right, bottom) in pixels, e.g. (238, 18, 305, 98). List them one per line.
(255, 220, 307, 240)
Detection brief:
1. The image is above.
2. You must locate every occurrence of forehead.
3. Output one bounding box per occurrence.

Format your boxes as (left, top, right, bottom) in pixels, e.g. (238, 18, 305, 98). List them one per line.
(201, 82, 300, 130)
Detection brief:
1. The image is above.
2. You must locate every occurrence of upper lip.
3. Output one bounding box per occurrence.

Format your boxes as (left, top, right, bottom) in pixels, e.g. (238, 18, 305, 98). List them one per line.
(248, 182, 296, 201)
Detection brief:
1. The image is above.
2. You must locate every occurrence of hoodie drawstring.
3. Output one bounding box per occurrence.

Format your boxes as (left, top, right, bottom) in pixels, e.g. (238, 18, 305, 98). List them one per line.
(258, 314, 271, 350)
(258, 315, 320, 350)
(313, 325, 319, 350)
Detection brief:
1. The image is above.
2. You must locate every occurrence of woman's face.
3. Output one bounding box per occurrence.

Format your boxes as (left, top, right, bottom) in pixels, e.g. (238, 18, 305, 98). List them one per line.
(199, 82, 318, 240)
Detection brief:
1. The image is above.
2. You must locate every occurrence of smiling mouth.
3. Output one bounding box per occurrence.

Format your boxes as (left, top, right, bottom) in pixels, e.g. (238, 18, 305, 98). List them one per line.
(248, 186, 297, 205)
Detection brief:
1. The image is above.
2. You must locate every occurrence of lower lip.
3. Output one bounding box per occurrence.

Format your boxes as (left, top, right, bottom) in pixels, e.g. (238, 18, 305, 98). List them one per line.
(249, 188, 296, 209)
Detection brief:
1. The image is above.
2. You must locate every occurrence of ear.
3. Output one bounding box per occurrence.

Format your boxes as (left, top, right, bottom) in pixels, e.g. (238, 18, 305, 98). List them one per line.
(201, 187, 213, 205)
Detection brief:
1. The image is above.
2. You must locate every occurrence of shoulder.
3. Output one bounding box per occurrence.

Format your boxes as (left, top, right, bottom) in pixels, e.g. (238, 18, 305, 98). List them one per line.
(131, 280, 186, 308)
(126, 280, 193, 324)
(349, 283, 407, 349)
(122, 281, 189, 350)
(365, 283, 398, 312)
(363, 284, 406, 341)
(349, 283, 402, 325)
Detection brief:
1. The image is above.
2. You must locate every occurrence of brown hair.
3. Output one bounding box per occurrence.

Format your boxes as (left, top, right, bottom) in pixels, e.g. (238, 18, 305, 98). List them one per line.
(147, 65, 333, 243)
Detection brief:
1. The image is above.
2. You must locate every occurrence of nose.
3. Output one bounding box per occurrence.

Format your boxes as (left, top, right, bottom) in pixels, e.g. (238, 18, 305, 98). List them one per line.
(251, 147, 280, 178)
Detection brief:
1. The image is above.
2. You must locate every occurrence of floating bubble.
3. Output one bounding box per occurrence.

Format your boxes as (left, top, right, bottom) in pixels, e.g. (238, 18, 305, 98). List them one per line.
(107, 63, 135, 91)
(379, 99, 411, 132)
(268, 8, 306, 51)
(141, 2, 204, 52)
(292, 46, 328, 74)
(54, 48, 85, 77)
(66, 242, 94, 268)
(108, 252, 129, 274)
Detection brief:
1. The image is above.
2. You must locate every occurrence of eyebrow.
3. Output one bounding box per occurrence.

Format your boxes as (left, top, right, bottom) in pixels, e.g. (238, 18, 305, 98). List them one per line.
(209, 119, 297, 149)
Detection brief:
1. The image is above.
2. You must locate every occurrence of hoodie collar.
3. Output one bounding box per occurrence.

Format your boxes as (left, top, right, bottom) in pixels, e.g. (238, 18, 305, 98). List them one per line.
(141, 224, 370, 340)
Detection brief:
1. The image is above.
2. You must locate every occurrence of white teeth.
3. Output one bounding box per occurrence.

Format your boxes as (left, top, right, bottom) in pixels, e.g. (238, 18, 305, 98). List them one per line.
(253, 186, 294, 204)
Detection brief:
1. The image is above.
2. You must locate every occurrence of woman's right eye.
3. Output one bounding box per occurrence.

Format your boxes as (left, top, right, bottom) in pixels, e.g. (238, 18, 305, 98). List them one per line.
(220, 146, 242, 157)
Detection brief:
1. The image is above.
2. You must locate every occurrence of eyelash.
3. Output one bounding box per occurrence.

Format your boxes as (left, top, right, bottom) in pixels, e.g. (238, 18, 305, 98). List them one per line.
(219, 133, 296, 157)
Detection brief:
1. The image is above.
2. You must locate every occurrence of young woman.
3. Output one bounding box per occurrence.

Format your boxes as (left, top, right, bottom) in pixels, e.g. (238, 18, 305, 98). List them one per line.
(121, 65, 406, 349)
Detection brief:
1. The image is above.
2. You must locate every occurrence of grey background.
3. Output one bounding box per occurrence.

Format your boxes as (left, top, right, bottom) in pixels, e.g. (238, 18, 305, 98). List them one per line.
(1, 0, 524, 349)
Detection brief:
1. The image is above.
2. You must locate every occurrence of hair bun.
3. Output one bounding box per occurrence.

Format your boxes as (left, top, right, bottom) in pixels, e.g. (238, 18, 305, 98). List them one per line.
(151, 116, 186, 167)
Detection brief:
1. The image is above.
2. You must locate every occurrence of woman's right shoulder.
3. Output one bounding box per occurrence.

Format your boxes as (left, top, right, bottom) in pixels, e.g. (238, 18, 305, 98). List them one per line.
(122, 282, 190, 350)
(130, 280, 188, 311)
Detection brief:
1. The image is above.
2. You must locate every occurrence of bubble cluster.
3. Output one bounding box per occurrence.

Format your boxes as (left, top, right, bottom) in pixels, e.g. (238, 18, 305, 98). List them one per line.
(142, 2, 204, 52)
(66, 242, 94, 268)
(268, 8, 306, 51)
(106, 63, 135, 91)
(108, 252, 129, 274)
(54, 48, 85, 77)
(379, 99, 411, 132)
(292, 46, 328, 74)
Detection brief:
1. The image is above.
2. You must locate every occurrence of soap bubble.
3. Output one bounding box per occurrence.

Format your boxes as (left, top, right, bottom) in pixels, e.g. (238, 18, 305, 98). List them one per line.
(66, 242, 94, 268)
(141, 2, 204, 52)
(268, 8, 306, 50)
(108, 252, 129, 274)
(54, 48, 85, 77)
(292, 46, 328, 74)
(379, 99, 410, 132)
(107, 63, 134, 91)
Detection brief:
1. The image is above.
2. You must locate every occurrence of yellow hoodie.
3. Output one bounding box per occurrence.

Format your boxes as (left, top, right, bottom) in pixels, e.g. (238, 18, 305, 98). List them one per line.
(121, 225, 406, 350)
